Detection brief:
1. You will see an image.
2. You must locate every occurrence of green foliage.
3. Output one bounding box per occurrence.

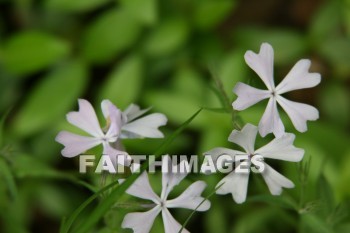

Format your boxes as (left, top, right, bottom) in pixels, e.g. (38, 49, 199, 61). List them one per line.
(0, 0, 349, 232)
(119, 0, 158, 25)
(193, 0, 236, 30)
(1, 31, 70, 76)
(81, 9, 142, 63)
(45, 0, 111, 12)
(143, 18, 190, 57)
(13, 60, 88, 136)
(97, 54, 143, 109)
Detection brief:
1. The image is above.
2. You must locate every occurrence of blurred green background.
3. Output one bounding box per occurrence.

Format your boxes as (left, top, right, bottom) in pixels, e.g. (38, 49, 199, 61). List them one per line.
(1, 0, 350, 232)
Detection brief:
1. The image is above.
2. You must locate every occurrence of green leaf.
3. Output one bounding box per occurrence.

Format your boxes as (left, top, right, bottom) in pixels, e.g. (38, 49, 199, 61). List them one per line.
(344, 0, 350, 37)
(318, 37, 350, 78)
(320, 84, 350, 126)
(12, 154, 96, 192)
(301, 214, 334, 233)
(193, 0, 235, 30)
(119, 0, 157, 25)
(217, 49, 248, 96)
(144, 91, 206, 129)
(234, 27, 307, 65)
(97, 54, 143, 109)
(0, 108, 11, 147)
(1, 31, 70, 76)
(0, 157, 17, 200)
(81, 9, 142, 63)
(13, 60, 88, 137)
(317, 174, 335, 214)
(247, 194, 298, 211)
(45, 0, 110, 12)
(61, 109, 202, 233)
(309, 0, 341, 43)
(143, 18, 189, 57)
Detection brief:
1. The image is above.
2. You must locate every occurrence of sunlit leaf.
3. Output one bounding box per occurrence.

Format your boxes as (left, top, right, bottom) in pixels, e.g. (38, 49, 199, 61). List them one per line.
(119, 0, 157, 25)
(1, 31, 70, 76)
(13, 60, 88, 136)
(97, 54, 143, 109)
(193, 0, 235, 30)
(82, 9, 142, 63)
(143, 18, 189, 57)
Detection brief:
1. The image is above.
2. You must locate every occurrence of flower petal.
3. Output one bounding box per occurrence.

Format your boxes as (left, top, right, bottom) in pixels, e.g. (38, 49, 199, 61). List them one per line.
(125, 171, 161, 203)
(228, 124, 258, 154)
(102, 143, 131, 166)
(232, 82, 271, 110)
(162, 208, 189, 233)
(66, 99, 104, 138)
(161, 155, 188, 200)
(123, 104, 151, 122)
(122, 113, 167, 138)
(216, 163, 251, 204)
(255, 133, 304, 162)
(276, 96, 319, 133)
(258, 97, 285, 137)
(55, 131, 101, 157)
(204, 147, 241, 162)
(101, 99, 123, 139)
(166, 181, 210, 211)
(276, 59, 321, 94)
(122, 206, 161, 233)
(244, 43, 275, 90)
(261, 163, 294, 195)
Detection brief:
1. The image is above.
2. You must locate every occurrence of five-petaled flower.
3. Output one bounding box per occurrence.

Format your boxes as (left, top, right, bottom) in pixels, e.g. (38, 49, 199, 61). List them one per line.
(205, 124, 304, 204)
(232, 43, 321, 137)
(121, 155, 211, 233)
(55, 99, 167, 165)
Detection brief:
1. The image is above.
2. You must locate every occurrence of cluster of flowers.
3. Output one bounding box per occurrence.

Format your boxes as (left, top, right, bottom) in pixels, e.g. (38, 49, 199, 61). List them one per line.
(56, 43, 321, 233)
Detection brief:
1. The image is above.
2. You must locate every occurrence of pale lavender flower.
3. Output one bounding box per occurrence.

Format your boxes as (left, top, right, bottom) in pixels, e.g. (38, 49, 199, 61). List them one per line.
(122, 156, 210, 233)
(233, 43, 321, 137)
(205, 124, 304, 204)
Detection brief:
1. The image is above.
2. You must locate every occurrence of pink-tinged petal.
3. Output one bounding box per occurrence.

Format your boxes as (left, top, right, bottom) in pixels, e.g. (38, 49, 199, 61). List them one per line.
(123, 104, 151, 122)
(122, 113, 167, 138)
(161, 155, 188, 200)
(166, 181, 210, 211)
(102, 143, 131, 166)
(55, 131, 101, 157)
(244, 43, 275, 90)
(276, 96, 319, 133)
(232, 82, 271, 110)
(162, 208, 189, 233)
(258, 97, 285, 138)
(122, 206, 161, 233)
(261, 163, 294, 195)
(101, 99, 123, 139)
(66, 99, 104, 138)
(125, 171, 161, 203)
(255, 133, 304, 162)
(276, 59, 321, 94)
(216, 165, 251, 204)
(228, 124, 258, 154)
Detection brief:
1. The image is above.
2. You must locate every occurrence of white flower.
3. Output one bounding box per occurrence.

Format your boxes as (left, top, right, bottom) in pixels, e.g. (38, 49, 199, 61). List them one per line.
(55, 99, 130, 165)
(204, 124, 304, 204)
(232, 43, 321, 137)
(122, 156, 211, 233)
(120, 103, 168, 139)
(55, 99, 167, 165)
